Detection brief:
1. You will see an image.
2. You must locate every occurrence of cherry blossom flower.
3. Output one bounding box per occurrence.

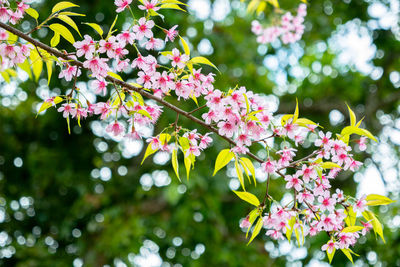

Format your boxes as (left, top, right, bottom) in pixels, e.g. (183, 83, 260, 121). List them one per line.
(57, 103, 76, 118)
(321, 240, 338, 254)
(73, 35, 95, 59)
(285, 174, 303, 191)
(138, 0, 160, 12)
(91, 79, 108, 96)
(354, 195, 367, 213)
(132, 17, 155, 40)
(106, 121, 125, 136)
(164, 25, 178, 42)
(168, 48, 189, 69)
(115, 0, 132, 13)
(240, 217, 251, 229)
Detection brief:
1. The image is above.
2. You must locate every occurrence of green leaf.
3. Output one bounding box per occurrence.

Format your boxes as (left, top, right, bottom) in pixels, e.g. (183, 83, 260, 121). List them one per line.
(341, 226, 363, 233)
(25, 8, 39, 20)
(57, 15, 82, 37)
(52, 1, 79, 14)
(320, 162, 341, 169)
(83, 23, 103, 37)
(171, 149, 180, 181)
(213, 149, 234, 176)
(141, 143, 158, 164)
(49, 23, 75, 44)
(347, 103, 356, 126)
(247, 217, 263, 245)
(362, 210, 385, 243)
(179, 36, 190, 56)
(50, 32, 60, 47)
(366, 194, 395, 206)
(190, 56, 219, 71)
(233, 191, 260, 206)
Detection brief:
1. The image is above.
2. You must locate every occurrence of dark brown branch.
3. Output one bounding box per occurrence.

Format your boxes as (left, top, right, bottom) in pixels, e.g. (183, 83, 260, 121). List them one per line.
(0, 22, 266, 163)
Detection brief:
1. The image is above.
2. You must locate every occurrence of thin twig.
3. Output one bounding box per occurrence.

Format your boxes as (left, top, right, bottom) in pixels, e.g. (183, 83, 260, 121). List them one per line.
(187, 104, 207, 115)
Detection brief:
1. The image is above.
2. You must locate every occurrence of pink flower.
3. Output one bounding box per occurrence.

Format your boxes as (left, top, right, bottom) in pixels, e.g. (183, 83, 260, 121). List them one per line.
(167, 48, 189, 69)
(217, 121, 236, 138)
(318, 192, 336, 212)
(321, 240, 338, 254)
(261, 159, 276, 173)
(199, 133, 213, 149)
(315, 131, 333, 149)
(356, 137, 367, 151)
(91, 79, 108, 96)
(125, 129, 142, 141)
(285, 174, 303, 191)
(143, 37, 164, 50)
(58, 65, 81, 81)
(138, 0, 160, 12)
(298, 190, 314, 203)
(132, 17, 155, 40)
(165, 25, 178, 42)
(73, 35, 95, 59)
(354, 195, 367, 213)
(57, 103, 76, 118)
(240, 216, 251, 229)
(117, 31, 136, 45)
(115, 0, 132, 13)
(106, 121, 125, 136)
(98, 36, 117, 58)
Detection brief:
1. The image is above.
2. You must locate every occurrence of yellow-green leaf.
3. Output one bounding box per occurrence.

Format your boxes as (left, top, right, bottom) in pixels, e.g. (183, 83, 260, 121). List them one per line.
(233, 191, 260, 206)
(184, 155, 191, 180)
(293, 98, 299, 123)
(107, 15, 118, 40)
(25, 8, 39, 20)
(247, 217, 263, 245)
(160, 3, 186, 11)
(57, 15, 82, 37)
(107, 71, 123, 81)
(52, 1, 79, 14)
(58, 11, 85, 16)
(344, 206, 356, 226)
(235, 158, 245, 190)
(141, 143, 158, 164)
(190, 56, 219, 71)
(341, 126, 377, 142)
(246, 209, 259, 238)
(341, 226, 363, 233)
(19, 59, 32, 79)
(286, 216, 296, 242)
(362, 210, 385, 243)
(179, 36, 190, 56)
(46, 59, 53, 85)
(366, 194, 395, 206)
(320, 162, 341, 169)
(347, 103, 356, 126)
(327, 247, 336, 264)
(171, 149, 180, 181)
(29, 48, 43, 82)
(83, 22, 103, 37)
(49, 23, 75, 44)
(240, 157, 256, 185)
(213, 149, 234, 176)
(50, 32, 60, 47)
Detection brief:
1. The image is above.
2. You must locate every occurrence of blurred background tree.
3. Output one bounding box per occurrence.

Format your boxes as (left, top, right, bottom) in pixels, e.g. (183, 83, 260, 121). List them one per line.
(0, 0, 399, 266)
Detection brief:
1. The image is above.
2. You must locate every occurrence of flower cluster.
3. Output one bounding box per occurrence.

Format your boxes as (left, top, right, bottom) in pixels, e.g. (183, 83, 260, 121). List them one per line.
(0, 0, 389, 263)
(0, 0, 29, 25)
(252, 3, 307, 45)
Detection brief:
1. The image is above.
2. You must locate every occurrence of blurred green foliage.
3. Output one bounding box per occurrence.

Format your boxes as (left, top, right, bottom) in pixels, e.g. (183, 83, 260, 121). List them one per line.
(0, 0, 400, 266)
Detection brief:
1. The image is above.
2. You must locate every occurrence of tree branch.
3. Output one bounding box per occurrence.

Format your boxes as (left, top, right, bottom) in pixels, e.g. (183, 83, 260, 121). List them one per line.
(0, 22, 266, 163)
